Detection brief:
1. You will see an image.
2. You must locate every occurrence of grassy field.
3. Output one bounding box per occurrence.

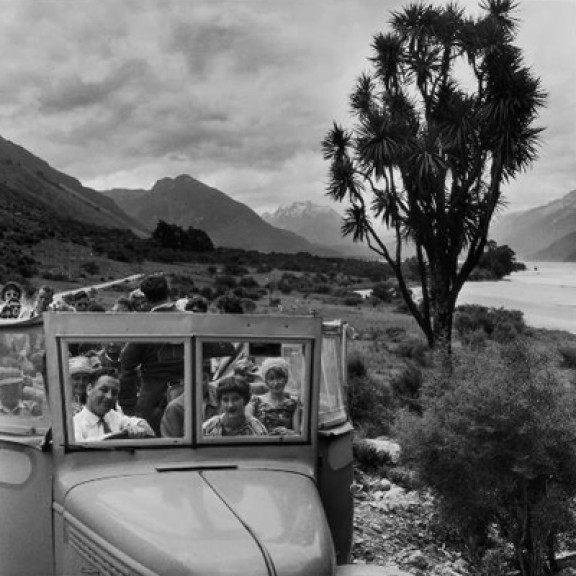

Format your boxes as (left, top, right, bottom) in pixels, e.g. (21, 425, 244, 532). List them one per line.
(22, 237, 576, 389)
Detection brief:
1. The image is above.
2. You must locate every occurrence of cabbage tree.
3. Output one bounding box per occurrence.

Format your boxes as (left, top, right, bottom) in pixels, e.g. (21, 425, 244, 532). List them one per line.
(323, 0, 545, 349)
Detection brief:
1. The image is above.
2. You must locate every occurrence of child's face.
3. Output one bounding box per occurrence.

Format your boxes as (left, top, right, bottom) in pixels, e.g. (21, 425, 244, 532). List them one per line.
(220, 392, 245, 416)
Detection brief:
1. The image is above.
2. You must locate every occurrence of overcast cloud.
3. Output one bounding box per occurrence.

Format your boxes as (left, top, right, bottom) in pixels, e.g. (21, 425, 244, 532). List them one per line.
(0, 0, 574, 215)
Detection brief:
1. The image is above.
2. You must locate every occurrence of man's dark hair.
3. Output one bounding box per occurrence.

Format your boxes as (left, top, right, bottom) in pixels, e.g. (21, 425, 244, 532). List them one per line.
(140, 275, 169, 303)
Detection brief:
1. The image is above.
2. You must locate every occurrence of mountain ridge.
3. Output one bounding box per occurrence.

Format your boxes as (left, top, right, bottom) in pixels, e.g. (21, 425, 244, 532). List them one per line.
(490, 189, 576, 260)
(0, 134, 149, 237)
(100, 175, 339, 256)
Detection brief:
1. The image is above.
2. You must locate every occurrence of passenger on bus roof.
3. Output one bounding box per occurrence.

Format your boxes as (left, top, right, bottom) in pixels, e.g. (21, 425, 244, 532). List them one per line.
(203, 376, 267, 437)
(119, 275, 182, 434)
(74, 372, 155, 441)
(31, 285, 54, 317)
(1, 281, 23, 304)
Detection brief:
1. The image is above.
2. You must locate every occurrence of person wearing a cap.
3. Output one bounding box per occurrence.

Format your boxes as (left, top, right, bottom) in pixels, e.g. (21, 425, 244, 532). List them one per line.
(119, 274, 183, 433)
(0, 367, 41, 417)
(69, 356, 94, 414)
(246, 357, 301, 436)
(74, 372, 155, 441)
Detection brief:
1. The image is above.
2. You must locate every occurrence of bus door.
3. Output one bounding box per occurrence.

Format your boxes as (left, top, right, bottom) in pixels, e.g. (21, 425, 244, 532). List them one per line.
(0, 319, 54, 576)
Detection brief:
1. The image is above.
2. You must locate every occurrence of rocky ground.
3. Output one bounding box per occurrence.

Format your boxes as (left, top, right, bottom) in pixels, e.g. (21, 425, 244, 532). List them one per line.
(350, 456, 576, 576)
(350, 467, 473, 576)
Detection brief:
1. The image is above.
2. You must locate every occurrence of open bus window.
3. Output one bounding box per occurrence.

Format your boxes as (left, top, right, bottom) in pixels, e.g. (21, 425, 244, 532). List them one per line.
(0, 320, 50, 444)
(63, 339, 188, 446)
(199, 339, 311, 442)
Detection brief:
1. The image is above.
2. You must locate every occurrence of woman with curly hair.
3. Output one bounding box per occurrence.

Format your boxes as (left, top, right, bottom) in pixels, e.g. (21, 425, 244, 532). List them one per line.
(247, 357, 301, 436)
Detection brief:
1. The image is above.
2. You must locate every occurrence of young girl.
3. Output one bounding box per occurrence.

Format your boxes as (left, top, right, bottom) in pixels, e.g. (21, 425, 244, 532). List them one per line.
(247, 357, 301, 436)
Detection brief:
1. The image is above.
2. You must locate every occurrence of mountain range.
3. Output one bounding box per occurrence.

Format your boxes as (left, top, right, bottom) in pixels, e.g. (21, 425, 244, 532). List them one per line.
(1, 131, 575, 261)
(0, 135, 148, 237)
(261, 201, 382, 258)
(490, 189, 576, 261)
(99, 176, 337, 256)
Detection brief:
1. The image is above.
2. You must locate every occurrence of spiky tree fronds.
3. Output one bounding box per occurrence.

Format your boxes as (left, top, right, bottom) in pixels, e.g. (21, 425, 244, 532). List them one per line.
(323, 0, 545, 349)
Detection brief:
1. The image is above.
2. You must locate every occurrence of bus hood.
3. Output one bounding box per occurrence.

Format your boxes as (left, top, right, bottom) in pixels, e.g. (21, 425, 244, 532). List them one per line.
(63, 469, 335, 576)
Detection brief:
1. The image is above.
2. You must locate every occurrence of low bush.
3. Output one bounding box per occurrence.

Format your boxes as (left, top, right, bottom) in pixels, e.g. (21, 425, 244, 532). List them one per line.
(346, 352, 394, 438)
(455, 304, 525, 343)
(390, 362, 423, 413)
(396, 340, 576, 575)
(395, 338, 430, 366)
(558, 345, 576, 369)
(80, 261, 100, 275)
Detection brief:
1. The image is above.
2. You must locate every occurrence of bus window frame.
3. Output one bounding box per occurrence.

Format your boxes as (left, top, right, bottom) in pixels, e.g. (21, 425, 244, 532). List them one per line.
(196, 336, 313, 445)
(42, 313, 323, 452)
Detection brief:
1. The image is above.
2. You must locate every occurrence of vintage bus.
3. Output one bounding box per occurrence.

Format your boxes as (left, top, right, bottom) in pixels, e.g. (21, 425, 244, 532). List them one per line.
(0, 312, 387, 576)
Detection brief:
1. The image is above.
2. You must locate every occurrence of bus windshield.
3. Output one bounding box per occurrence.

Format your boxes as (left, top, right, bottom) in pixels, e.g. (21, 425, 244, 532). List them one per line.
(53, 318, 317, 449)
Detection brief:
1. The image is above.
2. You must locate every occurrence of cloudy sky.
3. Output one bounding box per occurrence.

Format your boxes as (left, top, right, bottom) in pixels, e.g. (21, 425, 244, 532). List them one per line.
(0, 0, 574, 216)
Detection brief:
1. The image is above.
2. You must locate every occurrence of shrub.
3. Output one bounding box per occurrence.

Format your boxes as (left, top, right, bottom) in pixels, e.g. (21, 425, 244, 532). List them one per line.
(558, 345, 576, 369)
(346, 352, 394, 437)
(238, 276, 259, 288)
(395, 338, 430, 366)
(455, 305, 525, 342)
(371, 281, 397, 302)
(396, 340, 576, 574)
(80, 261, 100, 275)
(390, 362, 423, 413)
(343, 294, 363, 306)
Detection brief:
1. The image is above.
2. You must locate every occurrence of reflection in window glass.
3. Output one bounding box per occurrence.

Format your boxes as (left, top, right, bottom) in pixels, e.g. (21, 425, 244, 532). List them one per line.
(66, 340, 184, 443)
(201, 340, 307, 439)
(0, 322, 50, 441)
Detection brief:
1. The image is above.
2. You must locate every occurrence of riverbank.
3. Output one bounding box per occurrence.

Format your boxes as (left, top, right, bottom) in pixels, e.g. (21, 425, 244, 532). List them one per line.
(458, 262, 576, 334)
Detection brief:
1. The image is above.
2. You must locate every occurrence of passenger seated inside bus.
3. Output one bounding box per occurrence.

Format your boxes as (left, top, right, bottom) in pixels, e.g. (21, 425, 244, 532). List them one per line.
(203, 376, 267, 437)
(160, 360, 217, 438)
(69, 356, 95, 414)
(0, 366, 41, 417)
(246, 357, 301, 436)
(74, 372, 155, 441)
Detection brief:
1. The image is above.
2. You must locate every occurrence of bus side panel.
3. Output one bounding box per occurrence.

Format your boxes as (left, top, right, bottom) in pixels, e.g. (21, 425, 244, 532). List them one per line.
(317, 424, 355, 565)
(0, 442, 54, 576)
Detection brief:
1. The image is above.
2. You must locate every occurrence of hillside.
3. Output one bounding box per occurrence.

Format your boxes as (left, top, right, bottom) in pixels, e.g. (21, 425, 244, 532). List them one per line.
(101, 175, 338, 256)
(490, 189, 576, 260)
(0, 135, 148, 237)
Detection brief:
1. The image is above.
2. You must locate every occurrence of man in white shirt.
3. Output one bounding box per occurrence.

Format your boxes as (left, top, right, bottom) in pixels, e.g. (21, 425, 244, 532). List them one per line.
(74, 373, 155, 441)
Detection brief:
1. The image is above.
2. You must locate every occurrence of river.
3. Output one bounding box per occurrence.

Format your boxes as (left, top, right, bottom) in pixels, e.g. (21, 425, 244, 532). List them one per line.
(457, 262, 576, 334)
(356, 262, 576, 334)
